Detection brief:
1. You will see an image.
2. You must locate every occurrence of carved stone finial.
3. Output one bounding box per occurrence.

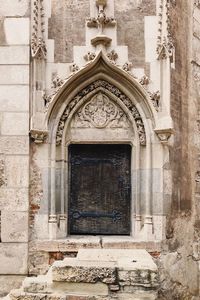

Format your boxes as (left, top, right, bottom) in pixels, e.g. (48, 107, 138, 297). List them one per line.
(139, 75, 149, 86)
(70, 63, 79, 73)
(30, 129, 48, 144)
(156, 0, 174, 62)
(87, 0, 115, 47)
(31, 0, 47, 59)
(84, 51, 96, 61)
(107, 50, 118, 63)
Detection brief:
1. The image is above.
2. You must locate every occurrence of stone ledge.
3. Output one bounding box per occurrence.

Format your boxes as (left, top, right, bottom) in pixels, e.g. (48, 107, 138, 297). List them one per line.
(34, 237, 162, 253)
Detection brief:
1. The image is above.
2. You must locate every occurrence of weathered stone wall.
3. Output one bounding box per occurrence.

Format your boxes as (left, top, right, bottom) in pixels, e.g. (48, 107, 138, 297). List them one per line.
(0, 0, 30, 296)
(0, 0, 199, 298)
(115, 0, 156, 66)
(48, 0, 90, 63)
(156, 1, 200, 299)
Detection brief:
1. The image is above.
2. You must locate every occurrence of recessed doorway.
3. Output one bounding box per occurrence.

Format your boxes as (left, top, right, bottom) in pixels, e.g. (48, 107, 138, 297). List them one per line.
(68, 144, 131, 235)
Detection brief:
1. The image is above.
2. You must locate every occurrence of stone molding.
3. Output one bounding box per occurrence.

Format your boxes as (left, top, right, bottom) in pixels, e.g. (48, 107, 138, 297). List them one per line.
(56, 80, 146, 146)
(31, 0, 47, 59)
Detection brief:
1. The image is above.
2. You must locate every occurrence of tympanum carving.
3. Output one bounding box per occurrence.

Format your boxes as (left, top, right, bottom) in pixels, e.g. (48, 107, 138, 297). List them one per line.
(56, 80, 146, 146)
(72, 93, 129, 129)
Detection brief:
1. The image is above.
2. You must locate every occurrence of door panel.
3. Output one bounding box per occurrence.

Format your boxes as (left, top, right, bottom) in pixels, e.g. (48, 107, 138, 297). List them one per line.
(68, 144, 131, 235)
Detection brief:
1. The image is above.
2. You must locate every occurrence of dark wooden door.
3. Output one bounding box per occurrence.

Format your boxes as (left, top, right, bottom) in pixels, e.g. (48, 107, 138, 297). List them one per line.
(68, 144, 131, 235)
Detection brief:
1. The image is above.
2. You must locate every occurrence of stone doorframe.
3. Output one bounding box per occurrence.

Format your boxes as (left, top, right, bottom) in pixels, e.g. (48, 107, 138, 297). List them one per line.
(32, 52, 172, 242)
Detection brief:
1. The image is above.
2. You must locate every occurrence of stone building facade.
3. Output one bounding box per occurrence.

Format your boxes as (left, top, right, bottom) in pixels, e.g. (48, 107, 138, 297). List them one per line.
(0, 0, 199, 299)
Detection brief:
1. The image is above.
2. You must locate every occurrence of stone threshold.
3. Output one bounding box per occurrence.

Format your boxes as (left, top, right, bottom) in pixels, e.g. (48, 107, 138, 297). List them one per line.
(34, 236, 162, 253)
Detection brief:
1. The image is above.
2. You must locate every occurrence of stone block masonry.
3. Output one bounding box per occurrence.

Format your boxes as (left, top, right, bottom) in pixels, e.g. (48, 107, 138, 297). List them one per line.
(0, 1, 30, 297)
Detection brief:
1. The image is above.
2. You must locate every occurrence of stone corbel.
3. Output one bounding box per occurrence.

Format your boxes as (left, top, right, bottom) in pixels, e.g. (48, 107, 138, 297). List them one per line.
(154, 128, 173, 144)
(30, 129, 48, 144)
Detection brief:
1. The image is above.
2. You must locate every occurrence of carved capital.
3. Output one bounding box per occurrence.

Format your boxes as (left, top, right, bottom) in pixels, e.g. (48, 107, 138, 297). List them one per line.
(49, 214, 58, 223)
(30, 129, 48, 144)
(154, 128, 173, 144)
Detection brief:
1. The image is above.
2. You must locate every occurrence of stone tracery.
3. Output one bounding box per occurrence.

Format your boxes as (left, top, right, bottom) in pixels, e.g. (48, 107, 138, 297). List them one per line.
(56, 80, 146, 146)
(72, 93, 129, 129)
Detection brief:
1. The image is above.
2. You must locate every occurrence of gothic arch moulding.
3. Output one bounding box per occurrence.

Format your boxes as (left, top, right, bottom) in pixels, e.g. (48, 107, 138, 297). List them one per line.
(41, 51, 168, 242)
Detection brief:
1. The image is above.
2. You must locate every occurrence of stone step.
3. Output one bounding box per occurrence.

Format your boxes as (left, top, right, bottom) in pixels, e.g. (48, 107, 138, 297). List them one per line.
(51, 249, 158, 289)
(5, 249, 159, 300)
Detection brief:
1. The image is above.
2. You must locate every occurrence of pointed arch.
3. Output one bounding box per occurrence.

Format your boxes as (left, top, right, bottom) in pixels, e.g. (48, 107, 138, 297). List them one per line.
(44, 51, 169, 241)
(46, 51, 158, 144)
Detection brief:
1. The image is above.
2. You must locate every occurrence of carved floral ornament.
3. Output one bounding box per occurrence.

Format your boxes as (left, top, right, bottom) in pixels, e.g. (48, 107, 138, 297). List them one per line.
(56, 80, 146, 146)
(72, 93, 130, 129)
